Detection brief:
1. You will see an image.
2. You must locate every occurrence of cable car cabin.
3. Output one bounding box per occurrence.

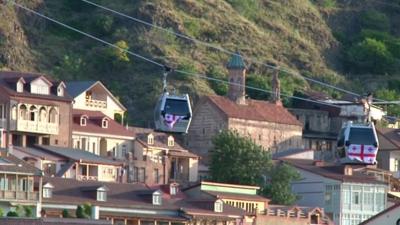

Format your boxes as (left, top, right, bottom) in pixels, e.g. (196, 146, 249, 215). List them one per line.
(154, 93, 192, 133)
(337, 121, 379, 165)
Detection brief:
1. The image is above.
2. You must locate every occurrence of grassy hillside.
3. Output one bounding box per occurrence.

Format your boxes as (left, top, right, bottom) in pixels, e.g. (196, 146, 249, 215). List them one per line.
(1, 0, 400, 125)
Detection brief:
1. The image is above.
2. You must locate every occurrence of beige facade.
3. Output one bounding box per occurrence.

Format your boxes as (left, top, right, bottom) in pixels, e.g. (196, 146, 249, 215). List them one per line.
(72, 132, 134, 159)
(68, 81, 126, 121)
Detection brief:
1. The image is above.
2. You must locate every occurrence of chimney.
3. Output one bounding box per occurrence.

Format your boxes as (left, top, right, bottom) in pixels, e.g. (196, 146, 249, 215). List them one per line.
(271, 67, 282, 106)
(343, 165, 353, 176)
(313, 161, 324, 167)
(227, 53, 247, 105)
(7, 144, 13, 156)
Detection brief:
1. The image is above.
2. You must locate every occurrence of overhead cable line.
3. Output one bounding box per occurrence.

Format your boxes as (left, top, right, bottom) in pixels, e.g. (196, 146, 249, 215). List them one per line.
(7, 0, 367, 109)
(80, 0, 373, 100)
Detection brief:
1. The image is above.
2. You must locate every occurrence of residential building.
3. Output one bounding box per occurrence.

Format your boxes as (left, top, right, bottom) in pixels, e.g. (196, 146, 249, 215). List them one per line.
(183, 181, 331, 225)
(66, 81, 126, 122)
(187, 55, 302, 174)
(72, 109, 134, 158)
(128, 127, 199, 185)
(359, 203, 400, 225)
(283, 159, 388, 225)
(0, 218, 112, 225)
(376, 127, 400, 178)
(0, 149, 42, 217)
(39, 177, 246, 225)
(289, 91, 387, 161)
(12, 145, 124, 182)
(0, 71, 73, 148)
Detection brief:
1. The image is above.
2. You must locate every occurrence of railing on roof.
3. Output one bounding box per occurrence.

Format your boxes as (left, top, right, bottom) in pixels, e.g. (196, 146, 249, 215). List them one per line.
(85, 99, 107, 109)
(11, 120, 58, 135)
(0, 190, 39, 201)
(77, 175, 98, 181)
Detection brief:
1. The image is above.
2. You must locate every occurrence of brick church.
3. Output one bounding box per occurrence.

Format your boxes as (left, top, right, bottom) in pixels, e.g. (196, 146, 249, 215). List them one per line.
(187, 54, 303, 170)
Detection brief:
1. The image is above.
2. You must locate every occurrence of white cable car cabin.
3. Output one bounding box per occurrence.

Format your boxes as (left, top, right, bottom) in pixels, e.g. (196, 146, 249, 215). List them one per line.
(154, 92, 192, 133)
(337, 121, 379, 165)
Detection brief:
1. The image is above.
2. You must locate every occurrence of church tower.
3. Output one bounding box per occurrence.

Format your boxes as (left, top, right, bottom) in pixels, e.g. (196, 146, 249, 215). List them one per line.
(226, 53, 246, 105)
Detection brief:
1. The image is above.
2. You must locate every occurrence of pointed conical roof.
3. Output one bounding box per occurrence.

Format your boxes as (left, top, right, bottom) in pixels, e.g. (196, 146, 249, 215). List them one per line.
(227, 53, 246, 69)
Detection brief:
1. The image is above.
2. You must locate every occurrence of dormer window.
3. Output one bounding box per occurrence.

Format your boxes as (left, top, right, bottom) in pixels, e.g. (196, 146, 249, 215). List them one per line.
(57, 82, 66, 97)
(96, 186, 108, 202)
(167, 136, 174, 147)
(170, 183, 179, 195)
(80, 116, 88, 126)
(152, 190, 162, 205)
(147, 134, 154, 145)
(43, 183, 54, 198)
(214, 199, 223, 213)
(30, 76, 51, 95)
(16, 80, 24, 93)
(102, 118, 109, 128)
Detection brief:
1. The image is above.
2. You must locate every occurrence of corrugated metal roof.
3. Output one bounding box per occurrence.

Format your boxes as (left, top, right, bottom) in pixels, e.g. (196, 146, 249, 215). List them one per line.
(65, 81, 97, 98)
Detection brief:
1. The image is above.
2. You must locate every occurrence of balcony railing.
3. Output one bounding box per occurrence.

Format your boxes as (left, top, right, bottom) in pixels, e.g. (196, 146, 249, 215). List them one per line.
(0, 190, 39, 201)
(77, 175, 98, 181)
(13, 120, 58, 135)
(85, 99, 107, 109)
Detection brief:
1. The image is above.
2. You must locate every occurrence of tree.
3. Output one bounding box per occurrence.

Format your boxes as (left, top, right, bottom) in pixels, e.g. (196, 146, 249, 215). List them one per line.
(209, 130, 271, 186)
(0, 208, 3, 217)
(262, 163, 301, 205)
(76, 205, 86, 219)
(346, 38, 395, 74)
(108, 40, 130, 63)
(359, 10, 390, 32)
(83, 203, 92, 218)
(62, 209, 70, 218)
(246, 74, 270, 100)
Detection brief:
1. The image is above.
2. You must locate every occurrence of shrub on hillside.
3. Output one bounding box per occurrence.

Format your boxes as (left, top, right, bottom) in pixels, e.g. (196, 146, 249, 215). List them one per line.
(346, 38, 395, 74)
(359, 10, 390, 32)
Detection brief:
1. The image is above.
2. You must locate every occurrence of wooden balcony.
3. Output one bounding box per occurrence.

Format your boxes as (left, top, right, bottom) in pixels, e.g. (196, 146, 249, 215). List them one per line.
(0, 190, 39, 202)
(85, 99, 107, 109)
(77, 175, 98, 181)
(12, 120, 58, 135)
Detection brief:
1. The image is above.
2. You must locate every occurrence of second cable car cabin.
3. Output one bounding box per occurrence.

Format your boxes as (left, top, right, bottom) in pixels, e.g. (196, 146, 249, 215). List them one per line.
(154, 92, 192, 133)
(337, 121, 379, 165)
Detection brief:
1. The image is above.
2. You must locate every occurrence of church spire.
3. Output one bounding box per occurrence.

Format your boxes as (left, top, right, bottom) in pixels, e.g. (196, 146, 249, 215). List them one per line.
(226, 53, 246, 105)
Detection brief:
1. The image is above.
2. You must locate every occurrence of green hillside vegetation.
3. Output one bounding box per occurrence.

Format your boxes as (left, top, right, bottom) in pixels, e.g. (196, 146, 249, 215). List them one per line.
(1, 0, 400, 124)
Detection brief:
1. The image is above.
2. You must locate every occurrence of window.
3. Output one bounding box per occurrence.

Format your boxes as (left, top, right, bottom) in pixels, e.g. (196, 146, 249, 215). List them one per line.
(11, 105, 17, 120)
(138, 167, 145, 183)
(102, 118, 108, 128)
(153, 192, 162, 205)
(0, 177, 8, 191)
(80, 116, 87, 126)
(97, 190, 107, 201)
(395, 159, 400, 171)
(133, 167, 138, 182)
(43, 187, 52, 198)
(153, 169, 159, 184)
(214, 200, 223, 212)
(170, 184, 178, 195)
(147, 134, 154, 145)
(168, 136, 174, 147)
(352, 192, 360, 205)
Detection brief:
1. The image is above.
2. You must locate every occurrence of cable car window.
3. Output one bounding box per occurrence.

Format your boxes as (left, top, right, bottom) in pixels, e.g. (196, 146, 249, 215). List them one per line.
(348, 128, 375, 145)
(164, 99, 190, 116)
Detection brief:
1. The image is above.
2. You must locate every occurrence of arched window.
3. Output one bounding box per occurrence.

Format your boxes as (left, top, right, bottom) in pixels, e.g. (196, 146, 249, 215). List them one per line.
(80, 116, 88, 126)
(11, 105, 17, 120)
(19, 105, 27, 120)
(39, 107, 47, 122)
(102, 118, 109, 128)
(48, 108, 57, 123)
(29, 106, 37, 121)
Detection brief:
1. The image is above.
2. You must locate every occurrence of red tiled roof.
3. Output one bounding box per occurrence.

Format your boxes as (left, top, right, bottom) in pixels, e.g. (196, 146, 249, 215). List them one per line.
(282, 158, 387, 184)
(206, 95, 302, 126)
(130, 127, 187, 151)
(72, 109, 134, 138)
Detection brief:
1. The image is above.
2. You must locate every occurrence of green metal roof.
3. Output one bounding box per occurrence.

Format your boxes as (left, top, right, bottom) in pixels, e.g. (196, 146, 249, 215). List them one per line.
(227, 53, 246, 69)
